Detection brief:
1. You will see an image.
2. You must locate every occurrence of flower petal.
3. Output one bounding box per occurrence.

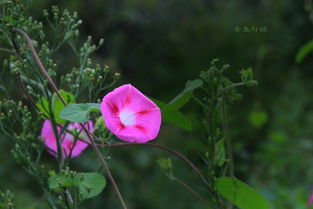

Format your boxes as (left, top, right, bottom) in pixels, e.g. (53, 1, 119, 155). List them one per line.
(101, 84, 161, 143)
(62, 137, 89, 158)
(40, 120, 93, 158)
(307, 191, 313, 207)
(40, 120, 59, 157)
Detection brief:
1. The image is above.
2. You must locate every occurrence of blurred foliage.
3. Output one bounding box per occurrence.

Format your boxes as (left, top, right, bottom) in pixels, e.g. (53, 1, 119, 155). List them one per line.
(1, 0, 313, 208)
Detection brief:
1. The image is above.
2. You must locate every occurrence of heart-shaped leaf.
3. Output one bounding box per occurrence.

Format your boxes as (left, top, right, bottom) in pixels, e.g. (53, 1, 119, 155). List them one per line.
(79, 172, 106, 199)
(60, 103, 100, 123)
(216, 177, 270, 209)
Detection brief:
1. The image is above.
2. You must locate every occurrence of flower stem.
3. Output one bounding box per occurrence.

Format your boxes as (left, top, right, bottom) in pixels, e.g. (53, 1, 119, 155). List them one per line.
(13, 28, 67, 105)
(212, 82, 245, 102)
(221, 93, 234, 209)
(81, 126, 129, 209)
(0, 47, 14, 54)
(221, 93, 234, 177)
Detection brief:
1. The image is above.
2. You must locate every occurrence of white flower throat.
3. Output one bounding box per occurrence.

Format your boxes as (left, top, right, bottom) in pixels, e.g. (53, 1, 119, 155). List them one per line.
(119, 109, 135, 126)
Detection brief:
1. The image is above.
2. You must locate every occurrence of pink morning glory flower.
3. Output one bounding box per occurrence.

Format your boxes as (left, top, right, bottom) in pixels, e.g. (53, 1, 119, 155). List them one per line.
(100, 84, 161, 143)
(308, 191, 313, 208)
(40, 120, 93, 158)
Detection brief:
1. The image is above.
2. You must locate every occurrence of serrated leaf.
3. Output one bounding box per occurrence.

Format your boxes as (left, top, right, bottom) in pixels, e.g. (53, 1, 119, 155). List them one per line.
(60, 103, 100, 123)
(216, 177, 270, 209)
(296, 39, 313, 63)
(79, 172, 106, 199)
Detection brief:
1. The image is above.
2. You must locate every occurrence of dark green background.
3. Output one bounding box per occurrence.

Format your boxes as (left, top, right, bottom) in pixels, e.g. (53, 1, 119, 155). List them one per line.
(0, 0, 312, 208)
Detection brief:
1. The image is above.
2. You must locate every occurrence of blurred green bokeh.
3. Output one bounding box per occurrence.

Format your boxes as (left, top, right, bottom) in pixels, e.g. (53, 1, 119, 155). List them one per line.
(1, 0, 313, 208)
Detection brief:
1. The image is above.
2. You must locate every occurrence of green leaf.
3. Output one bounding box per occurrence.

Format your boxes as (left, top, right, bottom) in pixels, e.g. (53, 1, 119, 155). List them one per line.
(239, 67, 257, 86)
(248, 110, 268, 128)
(36, 97, 49, 117)
(48, 172, 106, 199)
(152, 98, 166, 109)
(168, 79, 203, 110)
(48, 174, 80, 191)
(36, 90, 75, 124)
(162, 108, 192, 131)
(216, 177, 270, 209)
(60, 103, 100, 123)
(185, 79, 203, 91)
(152, 98, 192, 131)
(167, 93, 191, 111)
(53, 90, 75, 124)
(79, 172, 106, 199)
(157, 158, 174, 180)
(296, 39, 313, 63)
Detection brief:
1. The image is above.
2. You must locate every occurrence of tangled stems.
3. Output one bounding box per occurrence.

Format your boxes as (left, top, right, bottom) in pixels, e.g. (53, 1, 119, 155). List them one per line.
(13, 28, 220, 209)
(96, 142, 219, 209)
(13, 28, 128, 209)
(53, 127, 218, 207)
(13, 28, 66, 170)
(13, 28, 67, 106)
(80, 126, 128, 209)
(54, 128, 218, 207)
(98, 142, 212, 192)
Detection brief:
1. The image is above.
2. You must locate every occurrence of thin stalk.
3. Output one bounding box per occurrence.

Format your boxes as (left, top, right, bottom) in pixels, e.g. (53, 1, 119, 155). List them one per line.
(191, 93, 209, 110)
(221, 93, 233, 209)
(13, 28, 67, 105)
(0, 47, 14, 54)
(212, 82, 245, 102)
(55, 118, 214, 208)
(81, 126, 128, 209)
(16, 75, 39, 111)
(173, 177, 214, 207)
(44, 190, 58, 209)
(65, 189, 74, 208)
(57, 131, 215, 198)
(49, 113, 65, 171)
(11, 30, 66, 168)
(221, 93, 234, 177)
